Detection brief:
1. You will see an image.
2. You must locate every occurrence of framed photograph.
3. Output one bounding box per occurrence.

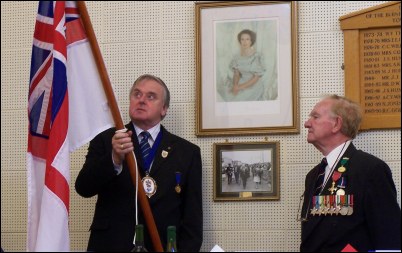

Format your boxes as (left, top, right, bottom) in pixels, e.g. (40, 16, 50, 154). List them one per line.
(213, 142, 280, 201)
(195, 1, 299, 136)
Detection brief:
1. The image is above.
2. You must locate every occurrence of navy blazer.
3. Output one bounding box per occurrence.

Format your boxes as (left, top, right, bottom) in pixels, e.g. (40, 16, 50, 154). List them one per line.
(301, 144, 401, 252)
(75, 123, 203, 252)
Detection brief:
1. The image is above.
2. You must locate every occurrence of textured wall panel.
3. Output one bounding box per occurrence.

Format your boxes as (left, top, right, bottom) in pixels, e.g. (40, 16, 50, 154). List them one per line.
(162, 1, 195, 40)
(1, 171, 27, 232)
(298, 32, 344, 98)
(1, 50, 32, 111)
(103, 1, 163, 43)
(1, 1, 37, 50)
(1, 111, 28, 171)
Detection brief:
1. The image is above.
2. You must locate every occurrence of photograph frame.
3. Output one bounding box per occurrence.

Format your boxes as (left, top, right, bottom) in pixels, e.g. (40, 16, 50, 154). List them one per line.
(196, 1, 299, 136)
(213, 142, 280, 201)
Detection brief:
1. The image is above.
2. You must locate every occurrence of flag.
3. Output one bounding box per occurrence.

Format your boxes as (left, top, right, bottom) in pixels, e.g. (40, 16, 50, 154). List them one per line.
(27, 1, 114, 251)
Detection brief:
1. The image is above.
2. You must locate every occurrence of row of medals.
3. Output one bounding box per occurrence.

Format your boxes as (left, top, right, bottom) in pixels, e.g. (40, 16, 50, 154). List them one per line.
(310, 194, 353, 216)
(310, 158, 352, 216)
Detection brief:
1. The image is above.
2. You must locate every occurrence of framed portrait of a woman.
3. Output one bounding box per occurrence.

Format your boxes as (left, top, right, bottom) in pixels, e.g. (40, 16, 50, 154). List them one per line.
(195, 1, 299, 136)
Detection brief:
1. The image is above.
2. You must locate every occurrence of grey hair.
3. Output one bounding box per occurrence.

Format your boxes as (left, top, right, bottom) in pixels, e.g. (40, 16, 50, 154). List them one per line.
(130, 74, 170, 109)
(326, 94, 362, 138)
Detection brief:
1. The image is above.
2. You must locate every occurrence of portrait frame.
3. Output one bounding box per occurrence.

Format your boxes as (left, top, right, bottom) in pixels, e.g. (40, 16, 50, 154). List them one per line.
(213, 142, 280, 201)
(195, 1, 299, 136)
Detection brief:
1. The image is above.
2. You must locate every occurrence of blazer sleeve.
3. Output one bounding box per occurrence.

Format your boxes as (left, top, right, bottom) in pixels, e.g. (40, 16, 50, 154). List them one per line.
(178, 144, 203, 252)
(75, 128, 117, 198)
(364, 158, 401, 250)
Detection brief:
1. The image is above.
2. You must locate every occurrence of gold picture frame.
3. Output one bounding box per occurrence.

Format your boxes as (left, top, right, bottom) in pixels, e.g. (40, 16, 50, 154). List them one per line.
(213, 142, 280, 201)
(196, 1, 299, 136)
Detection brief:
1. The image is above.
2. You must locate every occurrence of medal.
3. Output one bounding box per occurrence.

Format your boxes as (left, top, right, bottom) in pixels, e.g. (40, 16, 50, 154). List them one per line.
(175, 171, 182, 194)
(340, 206, 349, 216)
(175, 185, 181, 194)
(337, 166, 346, 173)
(311, 196, 319, 216)
(336, 188, 345, 195)
(328, 206, 334, 216)
(322, 196, 328, 216)
(332, 171, 342, 181)
(325, 203, 331, 216)
(328, 171, 341, 195)
(337, 177, 347, 189)
(328, 181, 337, 195)
(323, 195, 331, 216)
(328, 195, 335, 215)
(347, 195, 354, 215)
(337, 157, 349, 173)
(318, 196, 324, 216)
(142, 175, 157, 198)
(310, 208, 316, 216)
(334, 195, 341, 215)
(339, 195, 348, 215)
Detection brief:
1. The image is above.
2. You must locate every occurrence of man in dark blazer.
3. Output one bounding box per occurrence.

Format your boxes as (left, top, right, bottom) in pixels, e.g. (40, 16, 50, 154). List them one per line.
(301, 95, 401, 252)
(75, 74, 203, 251)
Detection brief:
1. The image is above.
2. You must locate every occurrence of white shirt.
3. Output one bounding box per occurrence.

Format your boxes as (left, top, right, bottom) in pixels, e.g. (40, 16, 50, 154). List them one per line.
(322, 140, 351, 188)
(133, 123, 161, 148)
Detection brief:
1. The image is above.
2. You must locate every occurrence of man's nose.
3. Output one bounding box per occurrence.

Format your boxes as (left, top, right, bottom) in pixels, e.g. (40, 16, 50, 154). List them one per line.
(304, 119, 311, 128)
(138, 94, 146, 103)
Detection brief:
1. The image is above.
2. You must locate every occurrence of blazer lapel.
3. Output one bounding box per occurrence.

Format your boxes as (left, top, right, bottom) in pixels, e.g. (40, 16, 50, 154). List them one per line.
(149, 126, 175, 177)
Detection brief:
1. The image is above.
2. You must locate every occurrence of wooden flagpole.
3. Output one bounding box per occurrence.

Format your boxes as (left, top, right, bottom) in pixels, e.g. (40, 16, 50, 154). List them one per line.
(76, 2, 163, 251)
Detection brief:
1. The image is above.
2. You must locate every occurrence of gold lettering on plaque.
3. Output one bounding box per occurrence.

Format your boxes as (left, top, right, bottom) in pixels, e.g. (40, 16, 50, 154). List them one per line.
(360, 28, 401, 115)
(340, 1, 401, 130)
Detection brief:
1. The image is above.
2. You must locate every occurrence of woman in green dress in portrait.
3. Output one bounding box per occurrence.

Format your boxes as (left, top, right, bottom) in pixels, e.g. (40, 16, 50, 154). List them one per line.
(220, 29, 266, 102)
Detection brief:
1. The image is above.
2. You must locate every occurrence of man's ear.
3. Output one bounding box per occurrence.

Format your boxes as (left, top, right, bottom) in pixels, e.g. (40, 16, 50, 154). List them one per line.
(161, 106, 168, 118)
(332, 116, 343, 133)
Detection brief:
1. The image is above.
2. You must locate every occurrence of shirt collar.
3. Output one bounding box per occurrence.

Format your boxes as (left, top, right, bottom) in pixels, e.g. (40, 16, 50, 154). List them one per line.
(132, 123, 161, 142)
(325, 140, 351, 169)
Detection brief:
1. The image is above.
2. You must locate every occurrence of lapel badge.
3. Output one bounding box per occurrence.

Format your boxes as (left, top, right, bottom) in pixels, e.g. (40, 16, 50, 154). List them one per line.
(162, 150, 168, 158)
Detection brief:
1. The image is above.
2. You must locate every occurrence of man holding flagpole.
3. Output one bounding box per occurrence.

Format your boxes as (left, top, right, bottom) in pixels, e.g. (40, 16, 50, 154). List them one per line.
(75, 74, 203, 251)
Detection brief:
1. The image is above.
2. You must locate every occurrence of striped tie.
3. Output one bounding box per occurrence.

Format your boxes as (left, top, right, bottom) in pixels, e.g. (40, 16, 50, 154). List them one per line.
(314, 158, 327, 195)
(139, 131, 151, 160)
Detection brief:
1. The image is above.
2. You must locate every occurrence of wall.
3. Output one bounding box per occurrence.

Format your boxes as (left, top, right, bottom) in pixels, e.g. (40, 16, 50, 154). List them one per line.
(1, 1, 400, 251)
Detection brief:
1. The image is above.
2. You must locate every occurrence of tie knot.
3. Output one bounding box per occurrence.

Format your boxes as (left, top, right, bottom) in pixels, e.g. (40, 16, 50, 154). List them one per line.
(141, 131, 150, 141)
(317, 158, 327, 174)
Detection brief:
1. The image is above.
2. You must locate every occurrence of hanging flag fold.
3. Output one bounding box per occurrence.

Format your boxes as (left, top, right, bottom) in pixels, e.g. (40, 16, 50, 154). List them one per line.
(27, 1, 114, 251)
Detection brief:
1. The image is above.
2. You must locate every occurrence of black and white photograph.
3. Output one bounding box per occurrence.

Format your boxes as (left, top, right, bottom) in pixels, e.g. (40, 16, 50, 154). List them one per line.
(214, 142, 280, 201)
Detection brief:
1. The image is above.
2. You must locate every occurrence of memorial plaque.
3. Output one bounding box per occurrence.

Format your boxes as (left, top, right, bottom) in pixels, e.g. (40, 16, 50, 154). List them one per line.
(340, 2, 401, 130)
